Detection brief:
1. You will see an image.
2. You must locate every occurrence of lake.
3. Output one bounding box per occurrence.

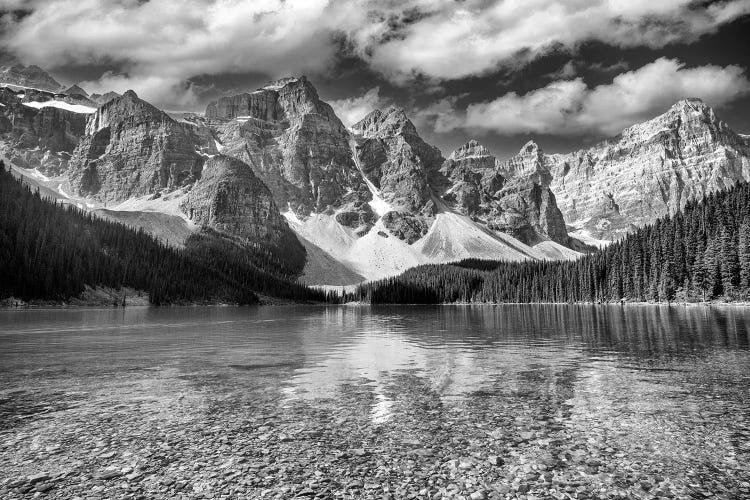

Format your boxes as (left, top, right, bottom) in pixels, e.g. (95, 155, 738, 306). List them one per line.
(0, 305, 749, 499)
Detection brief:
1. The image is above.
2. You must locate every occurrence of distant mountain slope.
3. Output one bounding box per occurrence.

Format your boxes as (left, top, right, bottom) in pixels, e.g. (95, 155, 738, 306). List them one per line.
(348, 181, 750, 304)
(5, 70, 748, 287)
(0, 59, 62, 92)
(544, 98, 750, 240)
(0, 160, 327, 304)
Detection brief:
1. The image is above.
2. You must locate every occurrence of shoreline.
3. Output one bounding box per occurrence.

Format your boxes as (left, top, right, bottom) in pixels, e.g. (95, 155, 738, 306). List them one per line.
(4, 298, 750, 310)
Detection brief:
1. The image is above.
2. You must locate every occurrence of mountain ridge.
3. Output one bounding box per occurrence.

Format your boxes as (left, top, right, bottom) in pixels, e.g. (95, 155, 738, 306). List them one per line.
(2, 72, 748, 287)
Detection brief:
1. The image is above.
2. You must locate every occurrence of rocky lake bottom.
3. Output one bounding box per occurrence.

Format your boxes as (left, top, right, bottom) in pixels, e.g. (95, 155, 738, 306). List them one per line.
(0, 305, 749, 499)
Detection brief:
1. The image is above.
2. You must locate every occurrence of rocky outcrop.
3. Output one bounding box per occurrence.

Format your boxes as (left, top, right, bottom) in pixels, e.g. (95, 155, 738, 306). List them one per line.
(64, 84, 88, 97)
(352, 106, 445, 214)
(179, 155, 293, 246)
(67, 90, 209, 203)
(440, 139, 571, 246)
(545, 98, 750, 239)
(0, 59, 62, 92)
(204, 77, 368, 215)
(0, 88, 87, 175)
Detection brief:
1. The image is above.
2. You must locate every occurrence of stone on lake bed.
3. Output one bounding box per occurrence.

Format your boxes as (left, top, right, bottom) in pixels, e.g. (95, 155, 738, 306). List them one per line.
(27, 473, 51, 484)
(34, 482, 55, 492)
(97, 471, 121, 480)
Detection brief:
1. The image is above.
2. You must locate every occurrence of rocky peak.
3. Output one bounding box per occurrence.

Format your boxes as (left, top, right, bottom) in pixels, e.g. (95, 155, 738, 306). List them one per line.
(448, 139, 493, 161)
(64, 84, 89, 97)
(88, 90, 169, 134)
(352, 105, 444, 219)
(68, 90, 207, 203)
(0, 60, 62, 92)
(441, 140, 496, 182)
(180, 155, 296, 248)
(0, 86, 88, 175)
(352, 106, 418, 138)
(204, 76, 360, 214)
(498, 140, 550, 183)
(546, 98, 750, 240)
(520, 140, 540, 155)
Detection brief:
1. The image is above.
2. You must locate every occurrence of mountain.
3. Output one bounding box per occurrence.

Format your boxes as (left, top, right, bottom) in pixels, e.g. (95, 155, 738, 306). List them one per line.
(544, 98, 750, 241)
(64, 84, 88, 97)
(67, 90, 209, 204)
(0, 87, 89, 175)
(4, 70, 747, 289)
(351, 106, 445, 241)
(0, 59, 62, 92)
(200, 78, 580, 283)
(0, 161, 326, 305)
(441, 139, 581, 250)
(349, 180, 750, 304)
(205, 76, 363, 214)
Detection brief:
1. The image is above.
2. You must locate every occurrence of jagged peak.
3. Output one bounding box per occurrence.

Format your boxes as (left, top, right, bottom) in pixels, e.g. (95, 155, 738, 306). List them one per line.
(64, 84, 88, 97)
(520, 140, 541, 155)
(449, 139, 493, 160)
(95, 89, 171, 125)
(670, 97, 708, 111)
(352, 105, 417, 136)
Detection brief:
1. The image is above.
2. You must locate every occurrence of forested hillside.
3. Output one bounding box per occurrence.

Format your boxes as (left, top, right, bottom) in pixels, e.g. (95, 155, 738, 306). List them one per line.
(0, 160, 327, 305)
(348, 182, 750, 304)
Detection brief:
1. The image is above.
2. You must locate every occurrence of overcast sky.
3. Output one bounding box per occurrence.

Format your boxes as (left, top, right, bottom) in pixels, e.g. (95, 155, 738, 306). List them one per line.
(2, 0, 749, 158)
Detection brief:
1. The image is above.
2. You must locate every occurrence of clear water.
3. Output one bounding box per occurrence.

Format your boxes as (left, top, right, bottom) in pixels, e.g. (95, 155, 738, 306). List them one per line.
(1, 305, 749, 498)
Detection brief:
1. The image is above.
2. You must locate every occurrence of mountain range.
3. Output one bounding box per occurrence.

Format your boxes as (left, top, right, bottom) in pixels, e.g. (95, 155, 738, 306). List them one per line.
(2, 68, 749, 287)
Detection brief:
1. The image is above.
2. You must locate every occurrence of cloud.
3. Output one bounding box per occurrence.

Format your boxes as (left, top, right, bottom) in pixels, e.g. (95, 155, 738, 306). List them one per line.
(545, 61, 577, 81)
(329, 87, 387, 127)
(343, 0, 750, 83)
(2, 0, 749, 101)
(436, 58, 750, 136)
(82, 72, 201, 110)
(412, 95, 468, 134)
(1, 0, 341, 106)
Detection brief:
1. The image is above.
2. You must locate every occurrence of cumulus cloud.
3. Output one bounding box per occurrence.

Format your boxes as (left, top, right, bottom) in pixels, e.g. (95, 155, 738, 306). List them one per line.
(2, 0, 341, 106)
(2, 0, 749, 101)
(345, 0, 750, 82)
(329, 87, 387, 127)
(412, 95, 468, 134)
(433, 58, 750, 136)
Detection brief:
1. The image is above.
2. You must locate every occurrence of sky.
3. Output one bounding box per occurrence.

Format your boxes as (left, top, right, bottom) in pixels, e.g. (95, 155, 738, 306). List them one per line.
(1, 0, 749, 159)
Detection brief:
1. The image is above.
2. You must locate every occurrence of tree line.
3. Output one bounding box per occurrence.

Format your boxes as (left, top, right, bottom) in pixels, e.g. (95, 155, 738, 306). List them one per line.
(346, 181, 750, 304)
(0, 160, 330, 305)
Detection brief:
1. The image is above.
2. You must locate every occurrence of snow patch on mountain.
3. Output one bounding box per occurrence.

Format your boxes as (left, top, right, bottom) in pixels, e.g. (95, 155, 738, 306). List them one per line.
(363, 176, 392, 217)
(22, 100, 96, 114)
(287, 208, 581, 283)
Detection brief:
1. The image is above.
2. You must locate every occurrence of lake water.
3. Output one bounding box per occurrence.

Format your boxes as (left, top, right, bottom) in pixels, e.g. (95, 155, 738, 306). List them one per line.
(0, 305, 749, 499)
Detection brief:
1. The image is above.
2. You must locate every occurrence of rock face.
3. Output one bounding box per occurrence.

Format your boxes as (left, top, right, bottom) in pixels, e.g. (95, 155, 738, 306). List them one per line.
(0, 59, 62, 92)
(353, 106, 445, 212)
(351, 106, 446, 240)
(180, 155, 293, 246)
(0, 88, 87, 175)
(205, 77, 367, 215)
(545, 98, 750, 239)
(68, 90, 209, 203)
(441, 139, 571, 246)
(64, 84, 89, 97)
